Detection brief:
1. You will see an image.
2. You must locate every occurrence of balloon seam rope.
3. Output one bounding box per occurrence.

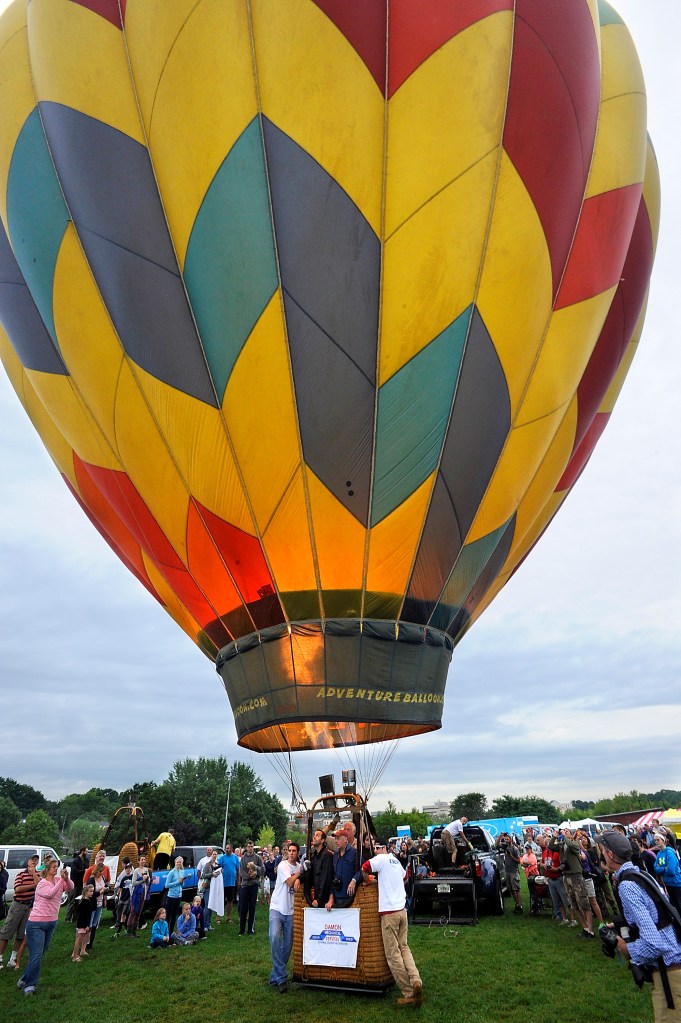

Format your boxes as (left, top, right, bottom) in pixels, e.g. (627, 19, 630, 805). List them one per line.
(390, 9, 519, 630)
(243, 0, 326, 622)
(358, 0, 391, 619)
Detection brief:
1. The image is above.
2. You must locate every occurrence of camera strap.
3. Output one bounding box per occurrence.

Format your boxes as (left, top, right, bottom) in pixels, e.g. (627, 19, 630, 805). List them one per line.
(617, 869, 681, 940)
(657, 959, 675, 1010)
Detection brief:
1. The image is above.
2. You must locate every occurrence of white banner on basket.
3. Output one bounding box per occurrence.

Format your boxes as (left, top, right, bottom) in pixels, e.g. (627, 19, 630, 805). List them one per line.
(302, 907, 360, 968)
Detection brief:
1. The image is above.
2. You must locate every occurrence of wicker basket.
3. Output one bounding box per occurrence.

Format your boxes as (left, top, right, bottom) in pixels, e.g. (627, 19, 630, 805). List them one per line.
(292, 883, 394, 991)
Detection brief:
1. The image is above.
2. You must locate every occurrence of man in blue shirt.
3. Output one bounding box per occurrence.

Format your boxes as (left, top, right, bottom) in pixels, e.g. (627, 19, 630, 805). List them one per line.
(599, 830, 681, 1022)
(328, 830, 361, 909)
(217, 844, 240, 923)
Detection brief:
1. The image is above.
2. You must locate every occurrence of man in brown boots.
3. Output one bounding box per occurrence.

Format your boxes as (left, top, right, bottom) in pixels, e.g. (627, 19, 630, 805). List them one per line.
(362, 844, 423, 1007)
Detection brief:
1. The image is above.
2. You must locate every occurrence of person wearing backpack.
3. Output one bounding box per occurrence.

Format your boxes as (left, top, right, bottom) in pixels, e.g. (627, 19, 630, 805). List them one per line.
(598, 830, 681, 1022)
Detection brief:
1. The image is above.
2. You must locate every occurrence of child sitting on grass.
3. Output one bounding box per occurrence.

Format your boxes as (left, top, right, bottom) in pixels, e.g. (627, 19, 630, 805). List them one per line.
(171, 903, 198, 945)
(149, 908, 170, 949)
(191, 895, 206, 940)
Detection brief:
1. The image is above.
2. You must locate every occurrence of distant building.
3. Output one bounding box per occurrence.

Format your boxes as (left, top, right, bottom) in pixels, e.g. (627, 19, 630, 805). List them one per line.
(422, 800, 450, 821)
(550, 799, 574, 814)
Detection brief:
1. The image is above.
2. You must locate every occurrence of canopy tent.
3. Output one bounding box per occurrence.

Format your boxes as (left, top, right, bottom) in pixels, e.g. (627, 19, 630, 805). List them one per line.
(560, 818, 602, 830)
(660, 810, 681, 837)
(631, 811, 663, 828)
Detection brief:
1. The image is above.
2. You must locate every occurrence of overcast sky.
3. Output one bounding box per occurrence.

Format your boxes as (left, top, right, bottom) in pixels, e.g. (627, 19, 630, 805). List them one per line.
(1, 2, 679, 817)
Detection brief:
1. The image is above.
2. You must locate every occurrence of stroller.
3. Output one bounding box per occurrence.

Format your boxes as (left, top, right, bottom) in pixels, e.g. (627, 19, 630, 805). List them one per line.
(529, 873, 551, 915)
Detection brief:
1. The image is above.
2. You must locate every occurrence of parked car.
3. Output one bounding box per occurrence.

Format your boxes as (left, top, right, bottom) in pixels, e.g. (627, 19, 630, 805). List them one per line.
(409, 825, 506, 924)
(0, 845, 63, 904)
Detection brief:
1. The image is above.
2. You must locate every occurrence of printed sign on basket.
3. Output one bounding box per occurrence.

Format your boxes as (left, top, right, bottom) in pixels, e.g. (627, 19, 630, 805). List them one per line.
(302, 907, 360, 968)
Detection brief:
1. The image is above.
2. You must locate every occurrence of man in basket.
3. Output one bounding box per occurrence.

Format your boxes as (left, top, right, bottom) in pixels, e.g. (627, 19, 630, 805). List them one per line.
(362, 844, 423, 1007)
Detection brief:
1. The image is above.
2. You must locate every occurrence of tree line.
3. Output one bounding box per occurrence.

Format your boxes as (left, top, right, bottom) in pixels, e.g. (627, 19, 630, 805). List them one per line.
(2, 769, 678, 854)
(370, 788, 681, 842)
(0, 758, 288, 853)
(446, 789, 681, 826)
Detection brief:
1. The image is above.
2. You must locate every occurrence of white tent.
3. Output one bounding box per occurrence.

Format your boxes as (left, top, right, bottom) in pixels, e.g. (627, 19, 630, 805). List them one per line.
(559, 817, 603, 830)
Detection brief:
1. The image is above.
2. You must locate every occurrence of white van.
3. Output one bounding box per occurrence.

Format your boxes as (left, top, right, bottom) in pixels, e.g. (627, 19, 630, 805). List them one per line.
(0, 845, 63, 904)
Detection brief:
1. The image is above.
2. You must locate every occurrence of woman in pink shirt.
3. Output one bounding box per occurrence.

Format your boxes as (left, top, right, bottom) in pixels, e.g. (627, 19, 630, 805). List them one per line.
(17, 857, 73, 997)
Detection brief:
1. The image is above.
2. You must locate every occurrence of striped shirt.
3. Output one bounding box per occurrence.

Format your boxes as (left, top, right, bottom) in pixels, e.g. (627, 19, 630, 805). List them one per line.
(13, 869, 37, 903)
(616, 864, 681, 968)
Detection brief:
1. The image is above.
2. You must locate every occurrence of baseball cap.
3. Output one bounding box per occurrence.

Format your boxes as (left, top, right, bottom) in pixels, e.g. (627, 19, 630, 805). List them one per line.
(596, 831, 632, 861)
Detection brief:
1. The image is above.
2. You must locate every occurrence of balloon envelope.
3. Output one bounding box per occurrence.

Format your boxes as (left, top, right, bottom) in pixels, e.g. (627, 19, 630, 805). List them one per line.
(0, 0, 659, 752)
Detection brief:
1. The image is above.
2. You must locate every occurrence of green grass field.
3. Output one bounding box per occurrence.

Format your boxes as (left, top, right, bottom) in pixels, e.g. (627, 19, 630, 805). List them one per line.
(1, 894, 654, 1023)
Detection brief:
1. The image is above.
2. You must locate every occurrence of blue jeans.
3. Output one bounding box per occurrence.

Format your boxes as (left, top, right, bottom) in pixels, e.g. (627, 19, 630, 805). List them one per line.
(269, 910, 294, 985)
(21, 919, 57, 989)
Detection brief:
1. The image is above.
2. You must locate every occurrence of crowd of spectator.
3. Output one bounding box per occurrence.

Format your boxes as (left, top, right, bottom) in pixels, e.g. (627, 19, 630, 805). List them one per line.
(1, 815, 679, 1004)
(483, 817, 679, 949)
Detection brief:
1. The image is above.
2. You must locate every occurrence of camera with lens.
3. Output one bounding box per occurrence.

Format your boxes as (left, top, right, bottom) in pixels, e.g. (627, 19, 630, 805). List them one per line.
(599, 926, 620, 959)
(331, 876, 342, 891)
(600, 921, 652, 988)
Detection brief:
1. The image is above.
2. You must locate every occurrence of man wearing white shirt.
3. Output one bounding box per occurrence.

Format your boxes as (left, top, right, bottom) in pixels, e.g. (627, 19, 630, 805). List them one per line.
(442, 817, 469, 862)
(196, 846, 213, 877)
(362, 845, 423, 1007)
(268, 842, 301, 994)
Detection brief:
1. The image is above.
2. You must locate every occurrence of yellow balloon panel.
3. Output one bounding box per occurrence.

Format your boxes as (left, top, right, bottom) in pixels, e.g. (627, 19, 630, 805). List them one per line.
(261, 467, 319, 598)
(587, 93, 647, 199)
(469, 404, 568, 543)
(380, 149, 499, 386)
(0, 12, 33, 229)
(52, 224, 124, 458)
(366, 473, 435, 598)
(223, 293, 301, 531)
(27, 0, 144, 144)
(129, 364, 253, 540)
(517, 288, 616, 427)
(476, 151, 554, 414)
(128, 0, 259, 264)
(24, 368, 120, 472)
(499, 401, 578, 572)
(249, 0, 384, 234)
(306, 470, 366, 595)
(114, 362, 192, 563)
(384, 12, 512, 236)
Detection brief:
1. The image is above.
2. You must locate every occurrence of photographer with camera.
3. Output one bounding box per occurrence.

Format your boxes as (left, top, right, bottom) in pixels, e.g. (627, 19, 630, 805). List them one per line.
(549, 827, 595, 938)
(496, 833, 523, 914)
(598, 830, 681, 1022)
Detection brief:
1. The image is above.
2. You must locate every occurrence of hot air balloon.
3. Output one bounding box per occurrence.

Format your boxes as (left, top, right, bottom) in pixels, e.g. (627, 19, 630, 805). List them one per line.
(0, 0, 659, 760)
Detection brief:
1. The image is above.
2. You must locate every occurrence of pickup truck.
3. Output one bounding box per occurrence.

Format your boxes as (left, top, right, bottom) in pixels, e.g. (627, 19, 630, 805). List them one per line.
(409, 825, 506, 925)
